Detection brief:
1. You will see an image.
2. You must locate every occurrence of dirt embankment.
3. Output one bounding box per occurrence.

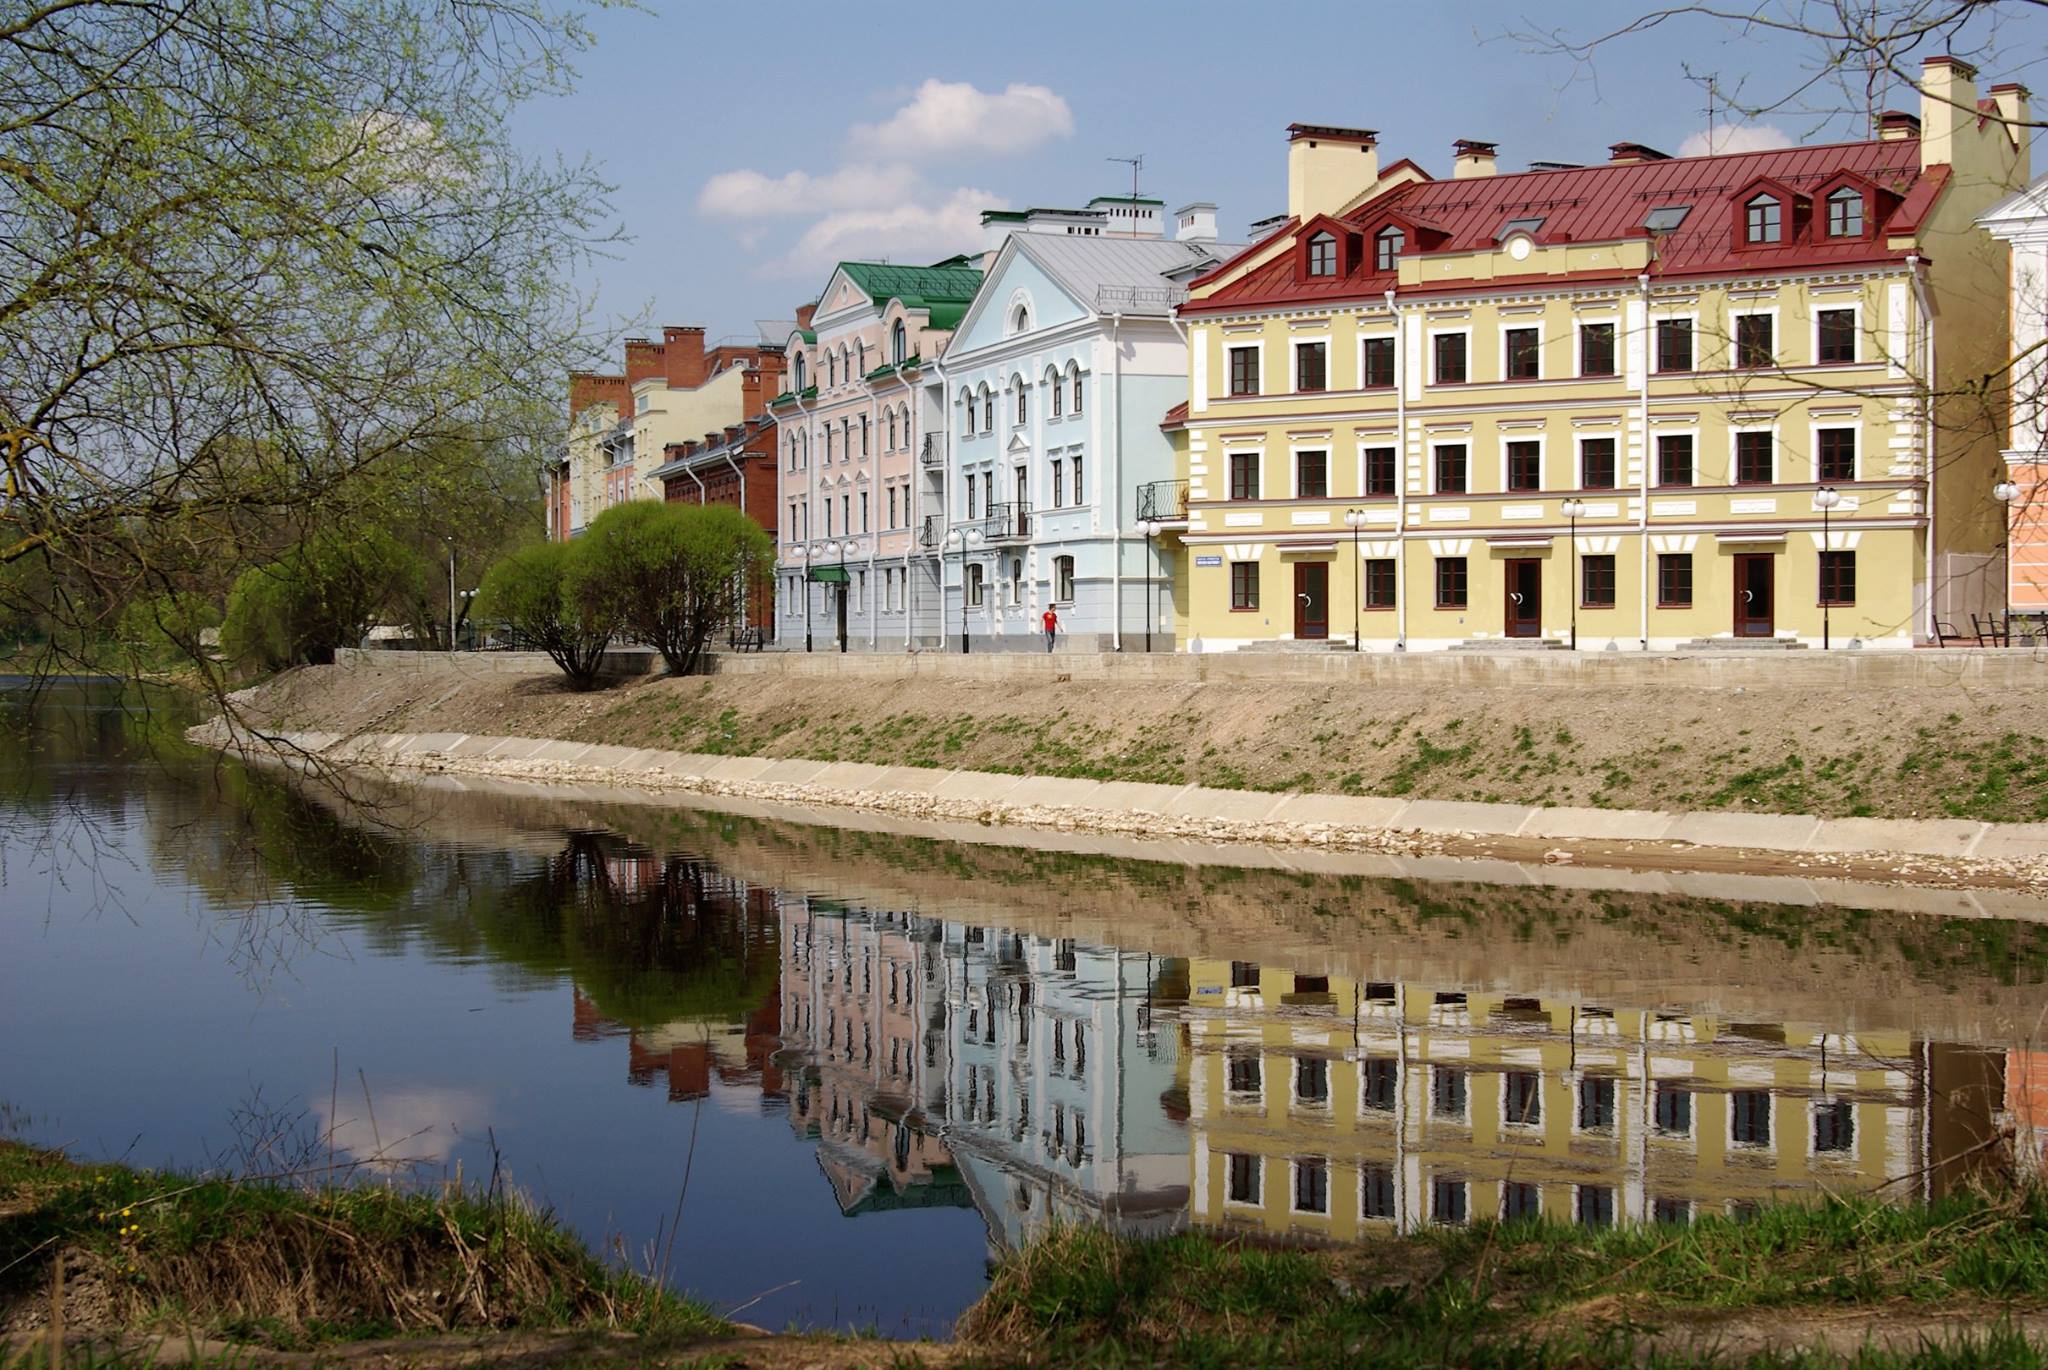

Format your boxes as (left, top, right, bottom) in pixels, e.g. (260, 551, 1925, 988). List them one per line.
(239, 658, 2048, 824)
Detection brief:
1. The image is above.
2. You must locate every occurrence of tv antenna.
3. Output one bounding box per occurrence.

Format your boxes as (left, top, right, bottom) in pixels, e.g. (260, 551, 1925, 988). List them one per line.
(1107, 154, 1144, 235)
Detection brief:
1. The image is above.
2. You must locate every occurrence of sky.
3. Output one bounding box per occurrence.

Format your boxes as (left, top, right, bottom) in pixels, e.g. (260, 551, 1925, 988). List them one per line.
(506, 0, 2048, 356)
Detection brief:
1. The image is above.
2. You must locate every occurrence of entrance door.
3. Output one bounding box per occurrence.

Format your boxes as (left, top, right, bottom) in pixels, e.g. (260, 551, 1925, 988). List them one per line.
(1734, 554, 1775, 636)
(1294, 563, 1330, 640)
(1505, 559, 1542, 637)
(835, 582, 849, 651)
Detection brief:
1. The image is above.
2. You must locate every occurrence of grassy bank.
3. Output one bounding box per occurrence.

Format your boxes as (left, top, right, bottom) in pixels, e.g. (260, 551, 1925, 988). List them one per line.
(958, 1191, 2048, 1367)
(237, 660, 2048, 823)
(0, 1140, 728, 1360)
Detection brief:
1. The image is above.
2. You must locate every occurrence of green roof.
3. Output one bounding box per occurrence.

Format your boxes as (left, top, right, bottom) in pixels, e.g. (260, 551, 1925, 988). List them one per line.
(838, 260, 984, 309)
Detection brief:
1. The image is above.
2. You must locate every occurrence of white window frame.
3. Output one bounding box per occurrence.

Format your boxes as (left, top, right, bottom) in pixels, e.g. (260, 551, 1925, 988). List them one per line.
(1499, 320, 1544, 382)
(1430, 1064, 1470, 1122)
(1501, 432, 1548, 495)
(1427, 326, 1472, 387)
(1069, 363, 1085, 415)
(1728, 421, 1780, 486)
(1809, 420, 1862, 484)
(1053, 554, 1075, 604)
(1824, 186, 1867, 238)
(1653, 425, 1701, 488)
(1652, 310, 1699, 375)
(1729, 1090, 1777, 1154)
(1289, 441, 1332, 500)
(1224, 340, 1266, 399)
(1288, 1157, 1332, 1216)
(1292, 335, 1332, 394)
(1576, 431, 1620, 489)
(1290, 1054, 1333, 1113)
(1359, 1163, 1398, 1224)
(1224, 1050, 1264, 1108)
(1807, 1096, 1857, 1160)
(1357, 329, 1398, 390)
(1652, 1080, 1698, 1142)
(1571, 1074, 1618, 1136)
(1810, 300, 1865, 367)
(1357, 1056, 1398, 1117)
(1223, 1150, 1264, 1208)
(1430, 1175, 1469, 1225)
(1573, 315, 1620, 379)
(1429, 438, 1471, 496)
(1500, 1069, 1545, 1131)
(1728, 305, 1780, 371)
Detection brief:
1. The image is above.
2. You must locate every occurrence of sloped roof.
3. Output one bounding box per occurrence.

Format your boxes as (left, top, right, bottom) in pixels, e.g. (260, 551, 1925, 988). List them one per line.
(1011, 234, 1244, 317)
(1190, 137, 1929, 313)
(838, 261, 984, 310)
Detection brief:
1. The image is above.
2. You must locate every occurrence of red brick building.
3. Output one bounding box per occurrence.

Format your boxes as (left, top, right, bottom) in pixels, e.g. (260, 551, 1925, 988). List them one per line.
(654, 410, 781, 637)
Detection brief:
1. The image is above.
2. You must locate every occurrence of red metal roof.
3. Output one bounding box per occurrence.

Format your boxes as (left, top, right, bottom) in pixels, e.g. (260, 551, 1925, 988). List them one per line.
(1187, 138, 1931, 315)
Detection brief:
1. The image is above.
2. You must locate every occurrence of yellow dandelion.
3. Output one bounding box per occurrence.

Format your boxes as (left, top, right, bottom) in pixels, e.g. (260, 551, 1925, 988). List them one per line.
(121, 1207, 132, 1217)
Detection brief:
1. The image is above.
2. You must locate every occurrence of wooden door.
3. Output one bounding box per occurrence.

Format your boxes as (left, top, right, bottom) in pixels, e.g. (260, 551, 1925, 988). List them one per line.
(1294, 563, 1329, 640)
(1505, 559, 1542, 637)
(1734, 554, 1774, 636)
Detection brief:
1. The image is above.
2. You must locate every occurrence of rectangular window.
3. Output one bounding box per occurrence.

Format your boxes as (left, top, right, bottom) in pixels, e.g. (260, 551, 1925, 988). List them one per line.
(1581, 554, 1616, 608)
(1295, 341, 1327, 393)
(1360, 1165, 1396, 1220)
(1814, 1100, 1855, 1153)
(1293, 1159, 1330, 1214)
(1295, 1057, 1331, 1106)
(1361, 336, 1395, 388)
(1657, 553, 1693, 608)
(1503, 1182, 1542, 1222)
(1653, 1197, 1693, 1225)
(1816, 427, 1856, 482)
(1432, 1177, 1468, 1225)
(1054, 555, 1075, 603)
(1228, 346, 1260, 396)
(1295, 449, 1329, 499)
(1746, 196, 1781, 244)
(1227, 1152, 1261, 1204)
(1579, 321, 1616, 376)
(1577, 1185, 1617, 1229)
(1365, 558, 1396, 609)
(1654, 1084, 1693, 1135)
(1817, 309, 1857, 364)
(1433, 332, 1467, 384)
(1227, 1051, 1262, 1096)
(1071, 455, 1083, 505)
(1504, 1071, 1542, 1127)
(1735, 313, 1774, 368)
(1656, 317, 1693, 373)
(1505, 327, 1540, 379)
(1230, 561, 1259, 611)
(1580, 437, 1616, 489)
(1434, 444, 1467, 494)
(1578, 1076, 1618, 1130)
(1229, 451, 1261, 501)
(1506, 440, 1542, 492)
(1657, 433, 1694, 487)
(1435, 557, 1468, 609)
(860, 491, 869, 532)
(1736, 430, 1774, 484)
(1820, 550, 1856, 605)
(1731, 1090, 1773, 1147)
(1361, 1058, 1397, 1112)
(1432, 1066, 1468, 1119)
(965, 478, 978, 520)
(1365, 446, 1397, 496)
(1230, 960, 1259, 988)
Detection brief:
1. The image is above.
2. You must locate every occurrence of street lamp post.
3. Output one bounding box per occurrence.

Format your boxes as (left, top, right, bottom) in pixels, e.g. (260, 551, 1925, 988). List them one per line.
(1559, 498, 1586, 650)
(836, 540, 849, 653)
(1343, 509, 1365, 651)
(1996, 480, 2022, 640)
(801, 544, 814, 653)
(1135, 519, 1158, 652)
(1814, 486, 1842, 650)
(945, 528, 980, 653)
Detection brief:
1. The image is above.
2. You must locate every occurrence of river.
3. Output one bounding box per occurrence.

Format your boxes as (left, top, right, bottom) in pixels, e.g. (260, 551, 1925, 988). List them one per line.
(3, 681, 2047, 1337)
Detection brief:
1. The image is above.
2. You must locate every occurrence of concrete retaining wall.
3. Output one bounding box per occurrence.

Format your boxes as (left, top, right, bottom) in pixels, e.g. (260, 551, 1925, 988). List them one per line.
(190, 722, 2048, 868)
(335, 647, 659, 676)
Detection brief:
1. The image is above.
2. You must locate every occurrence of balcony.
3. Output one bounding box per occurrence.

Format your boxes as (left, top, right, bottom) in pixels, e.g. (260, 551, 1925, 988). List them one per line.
(919, 514, 941, 550)
(981, 501, 1032, 543)
(1137, 479, 1190, 524)
(920, 433, 946, 469)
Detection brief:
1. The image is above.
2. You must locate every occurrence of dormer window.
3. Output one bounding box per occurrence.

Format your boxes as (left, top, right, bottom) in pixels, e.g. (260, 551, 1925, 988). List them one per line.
(1826, 187, 1865, 237)
(1307, 232, 1337, 277)
(1745, 195, 1781, 244)
(1375, 226, 1405, 271)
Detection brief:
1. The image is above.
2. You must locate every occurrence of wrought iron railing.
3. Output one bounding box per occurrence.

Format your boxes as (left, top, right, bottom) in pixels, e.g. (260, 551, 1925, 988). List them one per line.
(1136, 479, 1190, 523)
(920, 433, 946, 468)
(981, 501, 1032, 542)
(919, 514, 942, 549)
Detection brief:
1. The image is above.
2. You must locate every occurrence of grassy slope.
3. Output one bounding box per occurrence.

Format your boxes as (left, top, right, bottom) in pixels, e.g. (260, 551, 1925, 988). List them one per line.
(959, 1193, 2048, 1368)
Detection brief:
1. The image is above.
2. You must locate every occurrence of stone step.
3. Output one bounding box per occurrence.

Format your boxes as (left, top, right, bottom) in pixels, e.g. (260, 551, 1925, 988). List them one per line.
(1446, 638, 1570, 652)
(1237, 638, 1347, 652)
(1675, 637, 1810, 650)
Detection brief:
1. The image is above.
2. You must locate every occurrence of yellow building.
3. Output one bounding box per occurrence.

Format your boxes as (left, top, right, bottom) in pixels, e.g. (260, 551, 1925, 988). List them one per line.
(1167, 59, 2028, 650)
(1178, 961, 1994, 1238)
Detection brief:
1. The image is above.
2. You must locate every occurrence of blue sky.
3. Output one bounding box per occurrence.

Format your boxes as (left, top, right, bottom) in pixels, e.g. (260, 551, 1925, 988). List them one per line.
(507, 0, 2048, 352)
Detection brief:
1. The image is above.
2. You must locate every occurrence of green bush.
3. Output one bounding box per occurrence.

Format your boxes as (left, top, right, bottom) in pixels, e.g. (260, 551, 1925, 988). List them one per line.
(475, 539, 616, 690)
(565, 502, 771, 676)
(118, 590, 222, 662)
(221, 528, 419, 671)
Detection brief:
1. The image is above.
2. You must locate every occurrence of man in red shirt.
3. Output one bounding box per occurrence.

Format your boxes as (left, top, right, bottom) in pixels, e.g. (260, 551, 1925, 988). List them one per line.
(1042, 606, 1058, 653)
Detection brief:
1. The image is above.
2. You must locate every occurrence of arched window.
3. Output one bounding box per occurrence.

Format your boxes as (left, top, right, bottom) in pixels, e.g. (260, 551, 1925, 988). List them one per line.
(960, 388, 975, 436)
(1049, 368, 1063, 418)
(793, 354, 807, 389)
(855, 340, 865, 376)
(892, 320, 907, 364)
(861, 414, 869, 455)
(1307, 231, 1337, 277)
(887, 410, 897, 448)
(1746, 194, 1781, 244)
(1375, 226, 1404, 272)
(1011, 303, 1030, 334)
(839, 346, 851, 384)
(1014, 375, 1027, 425)
(826, 352, 836, 387)
(981, 384, 994, 431)
(1826, 187, 1864, 237)
(1069, 363, 1083, 415)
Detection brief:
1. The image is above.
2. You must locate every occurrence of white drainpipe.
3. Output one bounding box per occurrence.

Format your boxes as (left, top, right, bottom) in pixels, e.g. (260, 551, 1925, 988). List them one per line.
(1908, 254, 1938, 640)
(1109, 311, 1124, 650)
(1638, 270, 1652, 651)
(1388, 288, 1406, 650)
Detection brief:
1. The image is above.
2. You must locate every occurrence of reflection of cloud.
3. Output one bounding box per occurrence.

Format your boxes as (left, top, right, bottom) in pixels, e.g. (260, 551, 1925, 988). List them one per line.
(1678, 123, 1795, 158)
(315, 1084, 489, 1171)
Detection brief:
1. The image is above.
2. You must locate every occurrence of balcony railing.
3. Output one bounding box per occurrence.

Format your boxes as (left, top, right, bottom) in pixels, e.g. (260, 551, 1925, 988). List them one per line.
(1137, 479, 1191, 523)
(920, 433, 946, 468)
(981, 501, 1032, 543)
(919, 514, 941, 550)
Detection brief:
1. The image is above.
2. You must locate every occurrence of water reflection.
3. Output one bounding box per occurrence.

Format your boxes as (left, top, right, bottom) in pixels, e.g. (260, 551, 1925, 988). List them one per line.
(2, 683, 2043, 1334)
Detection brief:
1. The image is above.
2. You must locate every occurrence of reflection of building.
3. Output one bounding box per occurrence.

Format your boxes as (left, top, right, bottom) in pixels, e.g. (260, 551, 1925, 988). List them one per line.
(1179, 961, 2002, 1240)
(776, 900, 1188, 1248)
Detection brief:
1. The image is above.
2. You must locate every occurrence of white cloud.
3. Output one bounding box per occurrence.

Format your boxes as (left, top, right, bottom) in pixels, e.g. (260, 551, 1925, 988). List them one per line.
(1677, 123, 1796, 158)
(849, 79, 1074, 161)
(697, 162, 924, 219)
(316, 1085, 489, 1173)
(773, 187, 1003, 277)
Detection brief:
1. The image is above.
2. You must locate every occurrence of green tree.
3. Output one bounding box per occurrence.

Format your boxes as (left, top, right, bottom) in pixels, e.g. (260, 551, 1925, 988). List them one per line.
(475, 540, 615, 690)
(118, 592, 222, 665)
(566, 502, 772, 677)
(222, 529, 420, 671)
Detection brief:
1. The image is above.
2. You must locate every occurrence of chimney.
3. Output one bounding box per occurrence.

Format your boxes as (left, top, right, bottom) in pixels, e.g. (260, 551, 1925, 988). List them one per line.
(1989, 82, 2033, 180)
(1919, 54, 1979, 170)
(1878, 109, 1922, 141)
(662, 326, 707, 389)
(568, 371, 631, 422)
(1452, 139, 1498, 179)
(1173, 201, 1218, 243)
(794, 302, 818, 331)
(624, 337, 665, 390)
(1287, 123, 1379, 224)
(1607, 142, 1671, 164)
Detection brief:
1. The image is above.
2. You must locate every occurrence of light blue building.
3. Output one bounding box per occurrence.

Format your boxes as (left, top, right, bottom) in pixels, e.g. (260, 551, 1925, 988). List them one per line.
(923, 202, 1237, 651)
